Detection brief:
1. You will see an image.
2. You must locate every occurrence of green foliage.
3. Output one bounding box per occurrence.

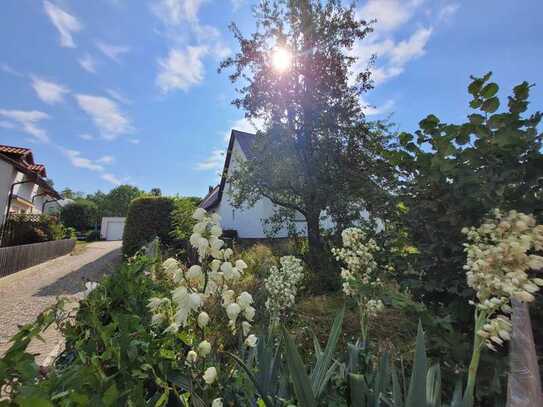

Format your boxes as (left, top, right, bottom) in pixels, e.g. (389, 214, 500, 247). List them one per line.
(122, 196, 175, 257)
(60, 200, 98, 231)
(85, 230, 100, 242)
(3, 214, 66, 246)
(170, 197, 200, 243)
(85, 184, 144, 219)
(393, 73, 542, 311)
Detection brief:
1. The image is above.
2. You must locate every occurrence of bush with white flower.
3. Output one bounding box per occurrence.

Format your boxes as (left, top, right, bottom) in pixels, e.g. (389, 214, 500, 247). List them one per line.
(264, 255, 305, 324)
(332, 227, 387, 342)
(462, 209, 543, 403)
(146, 207, 257, 403)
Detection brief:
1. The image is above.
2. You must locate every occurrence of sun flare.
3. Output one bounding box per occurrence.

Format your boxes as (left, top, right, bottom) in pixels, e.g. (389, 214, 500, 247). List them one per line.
(271, 47, 291, 72)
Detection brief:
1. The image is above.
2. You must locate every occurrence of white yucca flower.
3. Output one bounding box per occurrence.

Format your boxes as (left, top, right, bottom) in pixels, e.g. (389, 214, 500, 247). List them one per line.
(264, 255, 304, 323)
(464, 209, 543, 350)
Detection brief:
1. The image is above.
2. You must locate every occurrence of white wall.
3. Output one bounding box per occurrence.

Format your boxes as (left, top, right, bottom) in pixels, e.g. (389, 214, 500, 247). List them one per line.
(214, 139, 307, 239)
(101, 217, 126, 240)
(0, 160, 17, 224)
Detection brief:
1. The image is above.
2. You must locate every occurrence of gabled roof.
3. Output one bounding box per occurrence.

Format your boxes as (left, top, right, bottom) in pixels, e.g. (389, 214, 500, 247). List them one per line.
(0, 147, 60, 199)
(0, 144, 47, 176)
(199, 129, 255, 210)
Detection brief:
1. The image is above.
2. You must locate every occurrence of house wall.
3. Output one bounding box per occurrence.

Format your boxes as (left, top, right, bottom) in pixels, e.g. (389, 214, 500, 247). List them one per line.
(0, 160, 17, 224)
(214, 139, 307, 239)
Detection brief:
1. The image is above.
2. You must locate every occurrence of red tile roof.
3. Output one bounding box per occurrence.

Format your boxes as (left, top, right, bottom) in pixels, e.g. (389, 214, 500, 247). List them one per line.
(0, 145, 31, 155)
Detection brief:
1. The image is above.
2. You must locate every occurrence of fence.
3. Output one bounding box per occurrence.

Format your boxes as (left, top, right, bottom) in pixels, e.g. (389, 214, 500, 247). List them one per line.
(0, 239, 75, 278)
(0, 213, 61, 248)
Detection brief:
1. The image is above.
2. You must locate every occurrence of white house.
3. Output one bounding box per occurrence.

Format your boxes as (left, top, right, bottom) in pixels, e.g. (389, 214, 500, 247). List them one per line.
(0, 144, 61, 228)
(199, 130, 311, 239)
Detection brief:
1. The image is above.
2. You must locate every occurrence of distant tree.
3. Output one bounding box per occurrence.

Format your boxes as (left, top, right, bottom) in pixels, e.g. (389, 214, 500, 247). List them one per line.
(150, 188, 162, 196)
(87, 185, 143, 218)
(61, 188, 84, 200)
(220, 0, 397, 289)
(60, 200, 98, 231)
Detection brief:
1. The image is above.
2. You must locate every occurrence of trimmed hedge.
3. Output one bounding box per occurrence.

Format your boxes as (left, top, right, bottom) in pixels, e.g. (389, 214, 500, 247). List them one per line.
(122, 197, 175, 257)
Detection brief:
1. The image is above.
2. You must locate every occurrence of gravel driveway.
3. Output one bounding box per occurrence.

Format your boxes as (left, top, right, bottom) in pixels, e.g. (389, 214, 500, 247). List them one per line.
(0, 241, 122, 364)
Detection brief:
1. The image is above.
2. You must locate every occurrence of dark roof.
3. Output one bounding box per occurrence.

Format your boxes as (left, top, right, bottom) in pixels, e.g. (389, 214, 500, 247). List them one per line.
(0, 152, 61, 199)
(199, 129, 255, 210)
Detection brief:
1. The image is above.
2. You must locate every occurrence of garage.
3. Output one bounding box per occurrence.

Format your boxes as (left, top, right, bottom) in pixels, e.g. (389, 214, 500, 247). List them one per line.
(101, 217, 126, 241)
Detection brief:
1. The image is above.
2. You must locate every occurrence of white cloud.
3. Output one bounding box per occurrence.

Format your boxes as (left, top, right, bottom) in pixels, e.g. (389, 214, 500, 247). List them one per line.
(101, 173, 122, 185)
(75, 94, 133, 140)
(106, 89, 132, 104)
(78, 54, 97, 73)
(128, 138, 140, 144)
(360, 97, 395, 116)
(0, 109, 50, 143)
(194, 149, 225, 171)
(152, 0, 208, 25)
(1, 64, 23, 77)
(358, 0, 423, 33)
(389, 27, 433, 66)
(43, 1, 82, 48)
(96, 41, 130, 62)
(231, 0, 244, 10)
(97, 155, 114, 164)
(63, 149, 104, 172)
(31, 76, 69, 104)
(438, 3, 459, 22)
(78, 133, 94, 141)
(62, 149, 123, 185)
(157, 46, 208, 93)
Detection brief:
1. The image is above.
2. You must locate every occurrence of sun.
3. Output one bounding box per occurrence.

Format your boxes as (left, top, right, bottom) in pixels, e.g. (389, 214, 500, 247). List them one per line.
(271, 47, 291, 72)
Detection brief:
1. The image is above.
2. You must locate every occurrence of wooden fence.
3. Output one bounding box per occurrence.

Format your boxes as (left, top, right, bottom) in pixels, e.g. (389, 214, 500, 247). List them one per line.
(0, 239, 75, 278)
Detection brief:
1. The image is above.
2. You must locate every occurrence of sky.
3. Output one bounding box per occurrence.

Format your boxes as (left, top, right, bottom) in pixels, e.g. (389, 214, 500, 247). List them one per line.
(0, 0, 542, 198)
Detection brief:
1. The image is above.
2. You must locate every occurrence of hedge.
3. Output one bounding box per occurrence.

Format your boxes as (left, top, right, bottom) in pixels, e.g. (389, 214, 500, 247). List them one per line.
(122, 197, 175, 257)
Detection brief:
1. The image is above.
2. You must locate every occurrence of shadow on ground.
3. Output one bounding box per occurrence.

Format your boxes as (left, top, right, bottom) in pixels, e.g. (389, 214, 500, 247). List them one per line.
(34, 247, 122, 297)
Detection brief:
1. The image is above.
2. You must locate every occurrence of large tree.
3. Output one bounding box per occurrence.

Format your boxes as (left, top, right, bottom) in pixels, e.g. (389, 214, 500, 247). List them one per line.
(220, 0, 396, 287)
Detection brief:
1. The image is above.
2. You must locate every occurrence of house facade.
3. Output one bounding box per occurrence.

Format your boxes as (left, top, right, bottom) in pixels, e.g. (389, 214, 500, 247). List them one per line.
(199, 130, 309, 239)
(0, 145, 61, 226)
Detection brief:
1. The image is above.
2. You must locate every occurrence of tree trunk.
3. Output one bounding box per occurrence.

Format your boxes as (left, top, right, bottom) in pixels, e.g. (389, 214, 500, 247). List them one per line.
(306, 210, 337, 292)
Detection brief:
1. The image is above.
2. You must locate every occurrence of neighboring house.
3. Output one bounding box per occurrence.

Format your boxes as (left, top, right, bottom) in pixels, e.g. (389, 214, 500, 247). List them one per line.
(200, 130, 309, 239)
(0, 144, 61, 227)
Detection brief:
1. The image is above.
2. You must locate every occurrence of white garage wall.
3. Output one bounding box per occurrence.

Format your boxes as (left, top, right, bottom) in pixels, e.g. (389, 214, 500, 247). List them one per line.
(101, 217, 126, 240)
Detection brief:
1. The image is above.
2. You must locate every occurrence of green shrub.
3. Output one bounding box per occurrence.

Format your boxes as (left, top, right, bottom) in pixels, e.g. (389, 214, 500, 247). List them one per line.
(60, 200, 98, 231)
(85, 230, 101, 242)
(3, 214, 65, 246)
(122, 196, 175, 257)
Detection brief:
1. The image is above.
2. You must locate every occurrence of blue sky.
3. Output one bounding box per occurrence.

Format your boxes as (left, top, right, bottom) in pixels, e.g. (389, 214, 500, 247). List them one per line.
(0, 0, 541, 198)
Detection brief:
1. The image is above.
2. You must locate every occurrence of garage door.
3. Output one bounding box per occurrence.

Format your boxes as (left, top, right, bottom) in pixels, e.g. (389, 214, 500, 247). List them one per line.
(105, 221, 125, 241)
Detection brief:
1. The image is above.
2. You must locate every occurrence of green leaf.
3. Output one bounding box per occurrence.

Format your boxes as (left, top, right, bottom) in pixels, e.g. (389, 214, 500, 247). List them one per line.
(405, 322, 427, 407)
(155, 389, 169, 407)
(420, 115, 440, 130)
(481, 97, 500, 113)
(102, 383, 119, 406)
(468, 79, 484, 96)
(426, 364, 442, 407)
(282, 327, 318, 407)
(468, 114, 485, 126)
(399, 132, 413, 146)
(349, 373, 367, 407)
(480, 83, 499, 99)
(310, 306, 344, 398)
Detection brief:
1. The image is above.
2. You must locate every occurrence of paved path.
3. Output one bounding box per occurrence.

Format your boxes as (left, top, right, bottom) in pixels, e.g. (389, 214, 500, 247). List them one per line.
(0, 241, 122, 364)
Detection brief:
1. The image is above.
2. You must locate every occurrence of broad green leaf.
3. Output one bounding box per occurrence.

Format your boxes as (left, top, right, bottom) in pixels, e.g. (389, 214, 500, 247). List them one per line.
(468, 79, 484, 96)
(468, 114, 485, 126)
(405, 322, 427, 407)
(155, 389, 169, 407)
(399, 132, 413, 146)
(103, 383, 119, 406)
(282, 327, 318, 407)
(481, 97, 500, 113)
(480, 83, 499, 99)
